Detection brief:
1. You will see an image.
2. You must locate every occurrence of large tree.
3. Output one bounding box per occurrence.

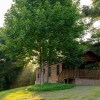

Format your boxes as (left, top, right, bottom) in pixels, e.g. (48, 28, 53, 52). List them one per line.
(2, 0, 84, 84)
(82, 0, 100, 55)
(0, 28, 22, 90)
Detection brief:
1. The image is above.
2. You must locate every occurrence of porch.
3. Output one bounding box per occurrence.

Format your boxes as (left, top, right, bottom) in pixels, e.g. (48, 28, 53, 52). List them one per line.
(58, 69, 100, 83)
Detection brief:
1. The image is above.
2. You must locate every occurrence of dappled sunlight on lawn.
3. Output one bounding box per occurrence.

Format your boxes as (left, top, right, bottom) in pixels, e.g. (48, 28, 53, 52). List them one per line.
(1, 86, 100, 100)
(2, 89, 43, 100)
(2, 90, 33, 100)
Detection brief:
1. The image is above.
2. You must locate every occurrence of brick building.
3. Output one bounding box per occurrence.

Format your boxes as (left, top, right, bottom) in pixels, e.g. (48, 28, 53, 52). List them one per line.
(35, 51, 100, 85)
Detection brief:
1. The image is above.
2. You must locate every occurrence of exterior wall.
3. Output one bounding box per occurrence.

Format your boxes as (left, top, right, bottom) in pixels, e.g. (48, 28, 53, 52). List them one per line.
(35, 61, 100, 85)
(75, 78, 100, 85)
(48, 63, 62, 83)
(43, 65, 48, 83)
(35, 63, 62, 84)
(35, 68, 41, 84)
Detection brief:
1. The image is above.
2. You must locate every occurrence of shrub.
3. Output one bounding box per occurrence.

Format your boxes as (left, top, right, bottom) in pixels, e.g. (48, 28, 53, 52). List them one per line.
(28, 83, 75, 92)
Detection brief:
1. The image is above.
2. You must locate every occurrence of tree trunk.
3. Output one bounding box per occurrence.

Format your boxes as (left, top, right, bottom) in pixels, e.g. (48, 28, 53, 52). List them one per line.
(47, 40, 51, 83)
(40, 47, 44, 84)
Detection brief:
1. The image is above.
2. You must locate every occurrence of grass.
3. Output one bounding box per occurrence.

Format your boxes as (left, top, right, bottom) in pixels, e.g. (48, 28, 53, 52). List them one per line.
(28, 83, 75, 92)
(1, 84, 100, 100)
(0, 83, 74, 100)
(0, 87, 30, 100)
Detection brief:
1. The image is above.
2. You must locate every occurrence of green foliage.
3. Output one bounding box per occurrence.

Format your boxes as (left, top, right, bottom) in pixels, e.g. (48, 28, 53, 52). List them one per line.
(28, 83, 75, 92)
(3, 0, 84, 67)
(0, 39, 22, 91)
(0, 0, 85, 85)
(0, 61, 22, 91)
(82, 0, 100, 56)
(85, 63, 99, 70)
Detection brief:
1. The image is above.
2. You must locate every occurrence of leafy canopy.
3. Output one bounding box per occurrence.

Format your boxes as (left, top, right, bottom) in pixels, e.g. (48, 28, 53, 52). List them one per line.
(2, 0, 84, 67)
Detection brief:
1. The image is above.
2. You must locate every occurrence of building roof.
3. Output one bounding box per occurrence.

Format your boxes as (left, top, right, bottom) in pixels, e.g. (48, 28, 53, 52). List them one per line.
(81, 50, 100, 62)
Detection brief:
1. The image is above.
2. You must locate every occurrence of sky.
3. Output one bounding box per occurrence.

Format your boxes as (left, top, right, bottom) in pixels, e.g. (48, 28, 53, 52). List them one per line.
(0, 0, 14, 27)
(80, 0, 92, 6)
(0, 0, 98, 28)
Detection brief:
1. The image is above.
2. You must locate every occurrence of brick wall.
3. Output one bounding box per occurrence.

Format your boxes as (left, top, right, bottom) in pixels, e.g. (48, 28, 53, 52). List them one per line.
(35, 68, 41, 84)
(35, 63, 63, 84)
(48, 63, 62, 83)
(35, 62, 100, 85)
(75, 78, 100, 85)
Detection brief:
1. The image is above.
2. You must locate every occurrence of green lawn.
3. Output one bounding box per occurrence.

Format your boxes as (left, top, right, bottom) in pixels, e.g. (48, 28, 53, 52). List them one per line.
(28, 83, 74, 92)
(0, 83, 74, 100)
(1, 84, 100, 100)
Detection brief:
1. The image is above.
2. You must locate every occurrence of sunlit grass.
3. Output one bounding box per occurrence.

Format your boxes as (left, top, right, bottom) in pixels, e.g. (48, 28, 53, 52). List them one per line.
(0, 87, 31, 100)
(0, 86, 36, 100)
(0, 83, 74, 100)
(2, 90, 32, 100)
(1, 85, 100, 100)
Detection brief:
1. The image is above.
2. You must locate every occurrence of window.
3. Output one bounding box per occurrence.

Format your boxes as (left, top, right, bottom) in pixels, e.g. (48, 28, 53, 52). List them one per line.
(62, 63, 66, 69)
(38, 73, 39, 78)
(43, 69, 45, 74)
(57, 65, 60, 75)
(48, 67, 51, 77)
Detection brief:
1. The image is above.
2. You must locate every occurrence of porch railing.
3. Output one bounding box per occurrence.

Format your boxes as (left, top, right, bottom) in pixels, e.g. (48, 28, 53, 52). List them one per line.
(58, 69, 75, 82)
(58, 69, 100, 82)
(76, 69, 100, 79)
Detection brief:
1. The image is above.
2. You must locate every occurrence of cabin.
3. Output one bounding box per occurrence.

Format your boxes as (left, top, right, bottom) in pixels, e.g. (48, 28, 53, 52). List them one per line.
(35, 51, 100, 85)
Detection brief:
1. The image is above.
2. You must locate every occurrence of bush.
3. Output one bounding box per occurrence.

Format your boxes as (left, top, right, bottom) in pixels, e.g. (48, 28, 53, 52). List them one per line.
(28, 83, 75, 92)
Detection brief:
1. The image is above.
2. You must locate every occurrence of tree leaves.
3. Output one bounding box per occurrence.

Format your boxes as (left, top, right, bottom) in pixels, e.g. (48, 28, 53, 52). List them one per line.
(2, 0, 84, 67)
